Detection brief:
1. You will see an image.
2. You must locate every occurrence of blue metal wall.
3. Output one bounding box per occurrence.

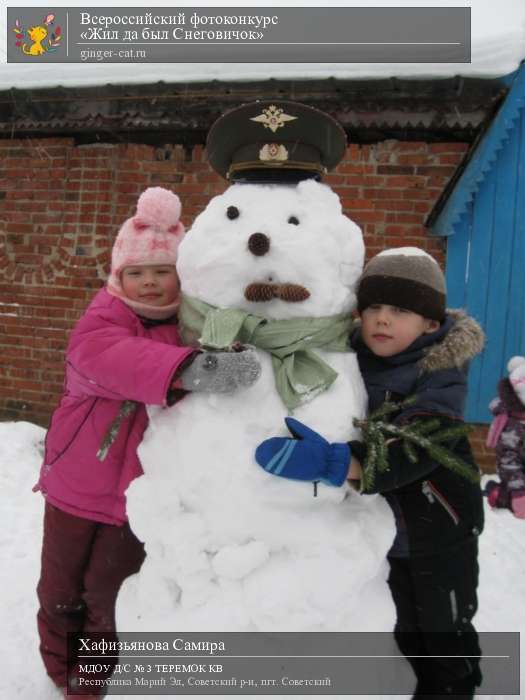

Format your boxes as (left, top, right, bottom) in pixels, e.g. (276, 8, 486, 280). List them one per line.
(445, 108, 525, 422)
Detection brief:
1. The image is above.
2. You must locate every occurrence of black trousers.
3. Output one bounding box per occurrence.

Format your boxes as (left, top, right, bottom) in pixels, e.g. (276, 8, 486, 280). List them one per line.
(388, 538, 481, 699)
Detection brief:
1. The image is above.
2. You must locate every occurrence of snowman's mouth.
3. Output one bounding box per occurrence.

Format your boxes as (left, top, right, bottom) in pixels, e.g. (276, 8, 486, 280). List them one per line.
(244, 282, 310, 303)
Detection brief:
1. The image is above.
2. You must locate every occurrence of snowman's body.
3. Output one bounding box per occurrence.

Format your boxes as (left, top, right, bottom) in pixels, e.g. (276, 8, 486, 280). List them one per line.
(117, 181, 395, 632)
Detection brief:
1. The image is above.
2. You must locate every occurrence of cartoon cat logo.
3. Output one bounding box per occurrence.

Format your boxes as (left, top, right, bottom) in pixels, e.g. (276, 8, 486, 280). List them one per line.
(13, 14, 62, 56)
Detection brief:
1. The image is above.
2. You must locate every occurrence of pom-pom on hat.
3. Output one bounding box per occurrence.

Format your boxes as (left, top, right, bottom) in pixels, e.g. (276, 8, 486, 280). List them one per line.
(357, 246, 446, 321)
(107, 187, 185, 318)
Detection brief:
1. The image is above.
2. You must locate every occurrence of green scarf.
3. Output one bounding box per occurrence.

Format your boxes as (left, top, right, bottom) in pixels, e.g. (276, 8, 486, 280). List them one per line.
(179, 294, 353, 411)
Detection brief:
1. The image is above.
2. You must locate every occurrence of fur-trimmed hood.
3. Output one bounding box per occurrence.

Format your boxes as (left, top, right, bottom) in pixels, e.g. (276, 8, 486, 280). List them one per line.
(350, 309, 485, 420)
(418, 309, 485, 373)
(350, 308, 485, 373)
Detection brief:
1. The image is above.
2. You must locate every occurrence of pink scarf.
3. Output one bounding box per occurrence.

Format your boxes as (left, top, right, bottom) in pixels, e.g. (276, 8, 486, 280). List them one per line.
(486, 413, 509, 448)
(106, 285, 179, 321)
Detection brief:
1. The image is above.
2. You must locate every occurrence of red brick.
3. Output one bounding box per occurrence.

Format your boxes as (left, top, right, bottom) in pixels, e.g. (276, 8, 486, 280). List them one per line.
(437, 154, 466, 166)
(379, 200, 415, 212)
(341, 198, 375, 210)
(377, 165, 415, 175)
(334, 187, 361, 200)
(338, 163, 375, 175)
(385, 175, 427, 189)
(393, 142, 428, 153)
(426, 176, 451, 188)
(429, 143, 469, 154)
(344, 175, 387, 187)
(351, 210, 387, 224)
(403, 189, 435, 200)
(416, 165, 457, 177)
(397, 154, 432, 166)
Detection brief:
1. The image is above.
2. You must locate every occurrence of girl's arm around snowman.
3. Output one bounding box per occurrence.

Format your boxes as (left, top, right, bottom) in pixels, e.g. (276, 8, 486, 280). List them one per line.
(66, 301, 196, 406)
(67, 295, 261, 406)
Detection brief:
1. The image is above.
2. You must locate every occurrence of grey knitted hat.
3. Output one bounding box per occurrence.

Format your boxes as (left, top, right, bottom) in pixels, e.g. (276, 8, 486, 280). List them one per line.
(357, 247, 446, 321)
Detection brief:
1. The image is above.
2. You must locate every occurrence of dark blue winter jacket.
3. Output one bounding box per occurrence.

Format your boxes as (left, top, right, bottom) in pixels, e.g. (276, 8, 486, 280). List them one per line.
(350, 310, 485, 557)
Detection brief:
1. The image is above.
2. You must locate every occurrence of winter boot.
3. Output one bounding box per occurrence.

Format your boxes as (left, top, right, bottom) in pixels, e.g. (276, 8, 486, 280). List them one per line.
(510, 490, 525, 518)
(485, 480, 511, 509)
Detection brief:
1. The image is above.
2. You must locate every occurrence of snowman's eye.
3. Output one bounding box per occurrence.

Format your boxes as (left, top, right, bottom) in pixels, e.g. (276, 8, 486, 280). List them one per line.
(288, 216, 300, 225)
(226, 206, 240, 220)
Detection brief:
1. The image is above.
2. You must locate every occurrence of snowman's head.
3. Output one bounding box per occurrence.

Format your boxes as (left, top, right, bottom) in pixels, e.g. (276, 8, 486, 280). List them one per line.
(177, 179, 364, 319)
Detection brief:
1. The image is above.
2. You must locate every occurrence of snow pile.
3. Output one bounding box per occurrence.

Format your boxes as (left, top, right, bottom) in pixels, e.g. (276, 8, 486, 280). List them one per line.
(117, 180, 396, 634)
(0, 421, 47, 697)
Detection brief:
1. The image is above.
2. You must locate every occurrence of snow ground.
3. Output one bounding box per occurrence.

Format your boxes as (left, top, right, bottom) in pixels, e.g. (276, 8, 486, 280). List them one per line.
(0, 420, 523, 699)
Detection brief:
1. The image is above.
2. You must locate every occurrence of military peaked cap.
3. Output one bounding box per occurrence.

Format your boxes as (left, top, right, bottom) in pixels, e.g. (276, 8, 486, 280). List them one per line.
(206, 100, 347, 183)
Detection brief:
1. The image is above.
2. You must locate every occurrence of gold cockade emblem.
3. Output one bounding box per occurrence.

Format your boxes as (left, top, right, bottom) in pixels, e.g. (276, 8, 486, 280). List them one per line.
(250, 105, 298, 133)
(259, 143, 289, 162)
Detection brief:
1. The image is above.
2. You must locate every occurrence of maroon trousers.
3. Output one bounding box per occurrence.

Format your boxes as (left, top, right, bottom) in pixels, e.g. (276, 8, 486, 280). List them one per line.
(37, 502, 145, 688)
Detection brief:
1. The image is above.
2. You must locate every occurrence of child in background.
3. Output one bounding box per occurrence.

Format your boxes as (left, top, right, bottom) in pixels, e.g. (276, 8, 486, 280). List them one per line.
(34, 187, 261, 699)
(256, 247, 485, 699)
(486, 356, 525, 518)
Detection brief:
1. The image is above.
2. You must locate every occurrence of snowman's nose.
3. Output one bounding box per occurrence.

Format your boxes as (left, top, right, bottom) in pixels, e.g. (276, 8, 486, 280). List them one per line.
(247, 233, 270, 256)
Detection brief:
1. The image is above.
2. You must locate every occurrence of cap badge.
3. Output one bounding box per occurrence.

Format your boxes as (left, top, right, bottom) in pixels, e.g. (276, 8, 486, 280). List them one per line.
(250, 105, 297, 133)
(259, 143, 289, 163)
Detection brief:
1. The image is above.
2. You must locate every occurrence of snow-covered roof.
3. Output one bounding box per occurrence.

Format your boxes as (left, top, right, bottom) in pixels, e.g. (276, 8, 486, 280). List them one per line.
(1, 0, 524, 89)
(431, 63, 525, 236)
(0, 76, 508, 144)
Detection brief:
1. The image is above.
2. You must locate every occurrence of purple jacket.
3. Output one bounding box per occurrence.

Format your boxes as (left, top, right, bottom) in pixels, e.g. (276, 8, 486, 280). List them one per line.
(488, 378, 525, 491)
(34, 288, 195, 525)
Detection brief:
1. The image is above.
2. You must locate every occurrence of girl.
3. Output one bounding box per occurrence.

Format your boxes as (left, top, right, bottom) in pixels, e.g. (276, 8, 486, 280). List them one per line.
(486, 356, 525, 518)
(34, 187, 260, 698)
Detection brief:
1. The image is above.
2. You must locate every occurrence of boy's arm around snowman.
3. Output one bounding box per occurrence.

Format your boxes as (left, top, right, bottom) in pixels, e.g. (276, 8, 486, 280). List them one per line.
(255, 371, 474, 492)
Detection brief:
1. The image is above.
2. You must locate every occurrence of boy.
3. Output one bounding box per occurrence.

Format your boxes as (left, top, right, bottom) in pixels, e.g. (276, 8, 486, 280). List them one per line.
(256, 247, 485, 699)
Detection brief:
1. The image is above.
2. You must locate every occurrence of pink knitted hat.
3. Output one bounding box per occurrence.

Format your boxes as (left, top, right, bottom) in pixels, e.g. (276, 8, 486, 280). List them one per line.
(107, 187, 185, 319)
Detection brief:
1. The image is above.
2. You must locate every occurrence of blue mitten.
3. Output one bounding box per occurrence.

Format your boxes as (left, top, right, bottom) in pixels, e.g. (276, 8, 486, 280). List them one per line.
(255, 417, 350, 487)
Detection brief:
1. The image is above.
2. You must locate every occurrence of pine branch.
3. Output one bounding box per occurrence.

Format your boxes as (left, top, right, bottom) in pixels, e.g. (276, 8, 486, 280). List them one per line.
(377, 429, 389, 472)
(427, 424, 474, 443)
(403, 439, 418, 463)
(425, 444, 478, 482)
(365, 396, 417, 421)
(353, 395, 479, 490)
(415, 418, 443, 435)
(97, 400, 138, 461)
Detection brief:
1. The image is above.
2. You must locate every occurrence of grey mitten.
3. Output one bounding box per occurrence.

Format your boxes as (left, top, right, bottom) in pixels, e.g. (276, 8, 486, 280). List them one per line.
(179, 347, 261, 393)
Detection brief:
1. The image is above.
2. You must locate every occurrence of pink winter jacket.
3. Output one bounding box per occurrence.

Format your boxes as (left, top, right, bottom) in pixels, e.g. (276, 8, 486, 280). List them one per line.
(34, 288, 195, 526)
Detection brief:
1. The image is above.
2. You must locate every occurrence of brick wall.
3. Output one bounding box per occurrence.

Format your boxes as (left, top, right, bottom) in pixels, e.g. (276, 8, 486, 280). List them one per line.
(2, 136, 494, 467)
(470, 425, 496, 474)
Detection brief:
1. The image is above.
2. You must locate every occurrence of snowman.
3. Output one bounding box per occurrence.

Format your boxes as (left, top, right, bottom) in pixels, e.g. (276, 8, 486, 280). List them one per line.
(117, 102, 395, 634)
